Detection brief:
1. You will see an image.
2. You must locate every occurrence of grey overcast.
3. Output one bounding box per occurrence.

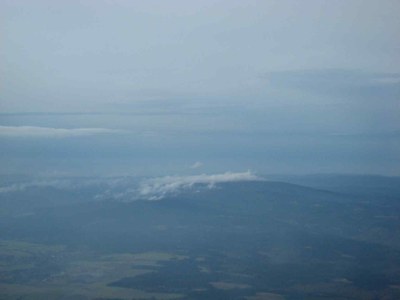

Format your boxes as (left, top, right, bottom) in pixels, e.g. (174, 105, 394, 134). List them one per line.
(1, 0, 399, 176)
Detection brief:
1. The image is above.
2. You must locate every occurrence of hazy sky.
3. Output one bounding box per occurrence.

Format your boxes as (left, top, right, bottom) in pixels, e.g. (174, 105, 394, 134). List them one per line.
(1, 0, 399, 176)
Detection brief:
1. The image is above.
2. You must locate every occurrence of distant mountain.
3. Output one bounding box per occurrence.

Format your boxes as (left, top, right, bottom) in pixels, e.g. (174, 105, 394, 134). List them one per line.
(266, 174, 400, 200)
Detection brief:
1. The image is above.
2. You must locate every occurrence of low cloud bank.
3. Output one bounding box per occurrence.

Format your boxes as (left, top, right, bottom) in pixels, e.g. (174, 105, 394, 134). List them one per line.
(0, 126, 121, 138)
(0, 178, 110, 193)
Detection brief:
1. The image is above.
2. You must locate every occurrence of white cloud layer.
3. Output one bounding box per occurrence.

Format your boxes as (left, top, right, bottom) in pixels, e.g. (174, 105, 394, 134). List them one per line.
(0, 126, 121, 138)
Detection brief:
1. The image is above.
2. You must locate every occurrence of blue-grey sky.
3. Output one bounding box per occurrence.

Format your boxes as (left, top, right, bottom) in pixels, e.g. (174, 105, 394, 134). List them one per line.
(1, 0, 399, 176)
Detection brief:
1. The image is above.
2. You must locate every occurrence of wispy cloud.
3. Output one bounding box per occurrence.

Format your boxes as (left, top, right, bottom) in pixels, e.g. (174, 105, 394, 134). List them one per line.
(371, 75, 400, 85)
(190, 161, 203, 169)
(0, 126, 122, 138)
(137, 171, 261, 200)
(0, 178, 109, 194)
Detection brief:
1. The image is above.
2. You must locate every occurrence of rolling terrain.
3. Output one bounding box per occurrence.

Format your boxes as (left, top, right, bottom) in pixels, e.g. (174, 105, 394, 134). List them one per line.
(1, 175, 400, 299)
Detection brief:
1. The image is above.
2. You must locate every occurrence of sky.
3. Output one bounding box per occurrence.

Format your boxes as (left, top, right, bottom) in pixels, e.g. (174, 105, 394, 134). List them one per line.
(0, 0, 399, 176)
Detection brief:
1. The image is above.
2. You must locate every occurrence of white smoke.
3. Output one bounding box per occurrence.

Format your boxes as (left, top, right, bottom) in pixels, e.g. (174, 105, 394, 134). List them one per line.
(136, 171, 261, 200)
(0, 171, 262, 201)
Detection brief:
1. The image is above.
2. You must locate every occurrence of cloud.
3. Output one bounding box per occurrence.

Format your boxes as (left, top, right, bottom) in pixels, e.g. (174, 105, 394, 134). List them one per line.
(137, 171, 261, 200)
(263, 69, 400, 101)
(0, 178, 110, 194)
(371, 76, 400, 85)
(0, 126, 122, 138)
(0, 180, 68, 193)
(190, 161, 203, 169)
